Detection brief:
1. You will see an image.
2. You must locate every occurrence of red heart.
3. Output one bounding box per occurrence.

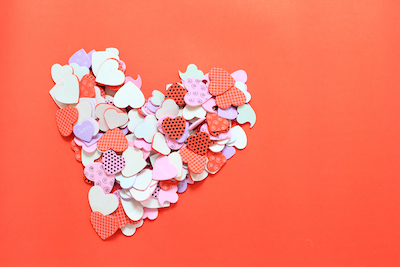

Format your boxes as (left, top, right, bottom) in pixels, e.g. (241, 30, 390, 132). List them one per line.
(179, 147, 207, 174)
(55, 107, 79, 137)
(186, 132, 211, 156)
(160, 179, 181, 190)
(208, 67, 235, 96)
(206, 151, 227, 173)
(165, 83, 187, 106)
(215, 86, 246, 109)
(206, 113, 229, 133)
(79, 74, 96, 97)
(162, 116, 186, 140)
(90, 211, 119, 240)
(111, 201, 127, 229)
(97, 128, 128, 152)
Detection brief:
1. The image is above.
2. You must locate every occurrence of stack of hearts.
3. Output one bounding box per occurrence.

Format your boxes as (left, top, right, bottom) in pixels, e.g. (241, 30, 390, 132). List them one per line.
(50, 48, 257, 240)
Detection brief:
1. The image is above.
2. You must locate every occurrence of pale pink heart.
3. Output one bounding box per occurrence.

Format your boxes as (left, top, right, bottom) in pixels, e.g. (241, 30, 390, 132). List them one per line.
(165, 135, 184, 150)
(134, 138, 152, 151)
(230, 70, 247, 83)
(152, 156, 178, 181)
(158, 186, 179, 206)
(125, 75, 142, 89)
(183, 78, 212, 106)
(142, 208, 158, 220)
(84, 163, 115, 194)
(202, 98, 217, 114)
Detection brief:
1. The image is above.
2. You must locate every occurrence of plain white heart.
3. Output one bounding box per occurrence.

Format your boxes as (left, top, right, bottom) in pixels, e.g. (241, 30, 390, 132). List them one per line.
(88, 186, 118, 216)
(104, 108, 128, 129)
(113, 82, 145, 109)
(51, 63, 73, 83)
(54, 75, 79, 104)
(95, 59, 125, 86)
(92, 51, 120, 76)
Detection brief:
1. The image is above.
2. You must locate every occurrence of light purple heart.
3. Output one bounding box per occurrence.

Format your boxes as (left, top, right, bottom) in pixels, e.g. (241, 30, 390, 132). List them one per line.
(102, 150, 126, 175)
(82, 132, 103, 146)
(68, 48, 91, 68)
(147, 100, 159, 113)
(222, 146, 236, 160)
(177, 179, 187, 193)
(218, 106, 238, 120)
(87, 49, 96, 62)
(121, 126, 129, 135)
(73, 120, 94, 142)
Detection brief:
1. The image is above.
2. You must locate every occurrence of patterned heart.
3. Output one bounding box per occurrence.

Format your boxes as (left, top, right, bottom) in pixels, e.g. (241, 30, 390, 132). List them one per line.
(183, 78, 212, 106)
(165, 82, 187, 106)
(215, 86, 246, 109)
(84, 162, 115, 194)
(79, 74, 96, 97)
(161, 117, 186, 140)
(55, 106, 79, 137)
(206, 151, 227, 173)
(159, 180, 181, 190)
(179, 147, 207, 174)
(206, 113, 229, 133)
(208, 67, 235, 96)
(102, 150, 126, 175)
(90, 211, 119, 240)
(97, 128, 128, 152)
(186, 132, 211, 156)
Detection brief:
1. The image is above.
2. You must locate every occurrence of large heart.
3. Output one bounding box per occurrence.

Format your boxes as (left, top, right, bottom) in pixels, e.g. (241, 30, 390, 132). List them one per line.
(49, 48, 256, 240)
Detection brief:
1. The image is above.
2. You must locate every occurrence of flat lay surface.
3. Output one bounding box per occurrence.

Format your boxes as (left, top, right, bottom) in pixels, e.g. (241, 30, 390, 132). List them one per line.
(0, 0, 399, 266)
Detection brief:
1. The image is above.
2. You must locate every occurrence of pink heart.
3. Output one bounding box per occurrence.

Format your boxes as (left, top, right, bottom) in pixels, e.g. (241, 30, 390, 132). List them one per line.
(183, 78, 212, 106)
(84, 163, 115, 194)
(102, 150, 126, 175)
(152, 156, 178, 181)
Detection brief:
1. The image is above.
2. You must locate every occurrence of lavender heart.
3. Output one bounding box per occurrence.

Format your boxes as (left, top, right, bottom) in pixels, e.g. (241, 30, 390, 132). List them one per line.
(218, 106, 238, 120)
(68, 48, 91, 68)
(73, 120, 94, 142)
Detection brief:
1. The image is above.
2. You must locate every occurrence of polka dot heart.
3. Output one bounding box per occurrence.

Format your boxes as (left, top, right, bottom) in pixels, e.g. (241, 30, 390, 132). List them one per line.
(50, 47, 256, 240)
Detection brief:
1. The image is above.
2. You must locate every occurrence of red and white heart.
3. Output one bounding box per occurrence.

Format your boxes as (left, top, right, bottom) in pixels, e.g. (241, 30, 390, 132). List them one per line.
(50, 48, 256, 240)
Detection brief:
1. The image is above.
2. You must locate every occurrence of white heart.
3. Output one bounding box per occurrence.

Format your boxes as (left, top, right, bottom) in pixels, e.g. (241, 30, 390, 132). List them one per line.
(122, 147, 147, 177)
(95, 103, 124, 132)
(237, 104, 256, 128)
(121, 197, 144, 221)
(115, 173, 137, 189)
(74, 101, 92, 125)
(182, 105, 206, 120)
(133, 169, 153, 191)
(88, 186, 118, 216)
(140, 197, 170, 208)
(151, 90, 165, 106)
(51, 63, 73, 83)
(54, 75, 79, 104)
(105, 47, 119, 56)
(82, 149, 102, 167)
(227, 125, 247, 149)
(121, 220, 143, 236)
(235, 82, 251, 103)
(179, 64, 204, 81)
(92, 51, 120, 76)
(190, 170, 208, 182)
(113, 82, 145, 109)
(168, 152, 182, 179)
(152, 132, 171, 156)
(155, 99, 179, 119)
(128, 182, 156, 202)
(134, 115, 158, 143)
(95, 59, 125, 86)
(70, 63, 89, 81)
(104, 108, 128, 129)
(127, 109, 144, 133)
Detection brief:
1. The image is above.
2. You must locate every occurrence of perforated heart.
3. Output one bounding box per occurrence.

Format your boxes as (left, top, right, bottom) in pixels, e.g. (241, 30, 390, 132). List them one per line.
(49, 48, 257, 240)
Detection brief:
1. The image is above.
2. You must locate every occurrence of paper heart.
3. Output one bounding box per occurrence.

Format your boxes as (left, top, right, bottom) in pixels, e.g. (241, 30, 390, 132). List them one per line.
(165, 83, 187, 106)
(55, 107, 79, 137)
(54, 75, 80, 104)
(84, 163, 115, 194)
(206, 151, 227, 173)
(153, 156, 178, 181)
(159, 179, 181, 190)
(90, 211, 119, 240)
(96, 59, 125, 86)
(162, 117, 186, 140)
(51, 64, 73, 83)
(92, 51, 119, 76)
(97, 128, 128, 152)
(179, 147, 207, 174)
(102, 150, 126, 175)
(215, 86, 246, 109)
(150, 90, 165, 106)
(79, 74, 96, 97)
(110, 201, 128, 229)
(69, 48, 92, 68)
(208, 67, 235, 96)
(70, 63, 89, 81)
(206, 113, 229, 133)
(218, 106, 238, 120)
(88, 186, 119, 215)
(186, 132, 211, 156)
(73, 120, 94, 142)
(183, 78, 211, 106)
(155, 99, 179, 119)
(113, 81, 145, 109)
(104, 108, 128, 130)
(179, 64, 204, 81)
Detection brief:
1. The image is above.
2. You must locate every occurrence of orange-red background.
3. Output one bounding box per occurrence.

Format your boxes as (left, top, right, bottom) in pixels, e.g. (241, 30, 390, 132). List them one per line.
(1, 0, 399, 266)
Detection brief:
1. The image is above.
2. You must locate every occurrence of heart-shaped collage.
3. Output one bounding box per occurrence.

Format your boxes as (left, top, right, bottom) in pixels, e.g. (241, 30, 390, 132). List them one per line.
(49, 48, 257, 240)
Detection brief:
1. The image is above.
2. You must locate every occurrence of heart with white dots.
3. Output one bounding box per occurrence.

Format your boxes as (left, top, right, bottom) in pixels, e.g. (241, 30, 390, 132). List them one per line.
(50, 48, 257, 240)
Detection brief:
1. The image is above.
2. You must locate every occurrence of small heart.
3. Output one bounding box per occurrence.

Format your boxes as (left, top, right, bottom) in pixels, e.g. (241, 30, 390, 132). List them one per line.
(206, 113, 229, 133)
(186, 132, 211, 156)
(179, 148, 207, 174)
(215, 86, 246, 109)
(73, 120, 94, 142)
(84, 163, 115, 194)
(51, 64, 73, 83)
(208, 67, 235, 96)
(102, 150, 126, 175)
(96, 58, 125, 86)
(55, 106, 79, 137)
(79, 74, 96, 97)
(113, 81, 145, 109)
(88, 186, 119, 216)
(165, 83, 187, 106)
(90, 211, 119, 240)
(54, 75, 80, 104)
(206, 150, 227, 173)
(153, 156, 178, 181)
(68, 48, 92, 68)
(104, 108, 129, 130)
(183, 78, 211, 106)
(97, 128, 128, 153)
(162, 117, 186, 140)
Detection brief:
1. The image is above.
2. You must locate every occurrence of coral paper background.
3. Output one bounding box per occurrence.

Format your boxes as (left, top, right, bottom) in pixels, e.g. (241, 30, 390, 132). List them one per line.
(1, 0, 400, 266)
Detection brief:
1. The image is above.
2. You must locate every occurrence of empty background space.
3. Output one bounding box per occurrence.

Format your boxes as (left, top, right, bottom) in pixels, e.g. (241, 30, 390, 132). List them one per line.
(0, 0, 399, 266)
